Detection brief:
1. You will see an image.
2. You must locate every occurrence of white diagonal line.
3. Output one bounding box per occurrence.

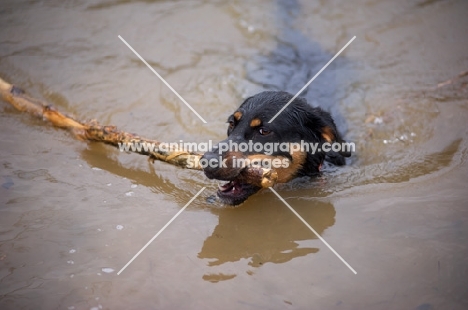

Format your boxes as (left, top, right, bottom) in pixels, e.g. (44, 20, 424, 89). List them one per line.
(269, 187, 357, 274)
(118, 35, 207, 124)
(117, 187, 206, 275)
(268, 36, 356, 123)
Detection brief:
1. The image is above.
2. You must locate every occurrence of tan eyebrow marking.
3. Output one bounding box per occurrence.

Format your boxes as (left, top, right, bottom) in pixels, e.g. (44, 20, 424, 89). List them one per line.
(250, 118, 261, 127)
(234, 111, 243, 121)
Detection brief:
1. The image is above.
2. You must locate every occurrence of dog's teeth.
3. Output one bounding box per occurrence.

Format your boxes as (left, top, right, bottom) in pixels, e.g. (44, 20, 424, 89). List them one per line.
(218, 181, 234, 191)
(218, 181, 230, 190)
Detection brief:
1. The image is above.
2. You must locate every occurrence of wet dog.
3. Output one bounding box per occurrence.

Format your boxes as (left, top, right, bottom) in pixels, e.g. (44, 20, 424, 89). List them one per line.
(202, 91, 351, 205)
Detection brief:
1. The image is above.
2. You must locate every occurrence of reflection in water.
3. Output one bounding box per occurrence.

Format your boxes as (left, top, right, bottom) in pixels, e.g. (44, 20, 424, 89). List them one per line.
(198, 200, 335, 268)
(82, 138, 338, 285)
(80, 143, 209, 205)
(82, 140, 337, 280)
(81, 140, 336, 267)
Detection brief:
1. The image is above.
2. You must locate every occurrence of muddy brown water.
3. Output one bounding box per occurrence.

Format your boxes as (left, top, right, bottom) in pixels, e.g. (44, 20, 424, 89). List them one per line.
(1, 0, 468, 309)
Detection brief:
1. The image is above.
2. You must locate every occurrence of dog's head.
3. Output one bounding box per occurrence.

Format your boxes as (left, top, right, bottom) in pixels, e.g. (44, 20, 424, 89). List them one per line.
(202, 91, 350, 205)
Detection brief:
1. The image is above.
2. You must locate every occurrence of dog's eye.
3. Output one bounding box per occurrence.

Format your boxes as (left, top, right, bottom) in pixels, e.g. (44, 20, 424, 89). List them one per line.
(228, 121, 234, 129)
(259, 128, 271, 135)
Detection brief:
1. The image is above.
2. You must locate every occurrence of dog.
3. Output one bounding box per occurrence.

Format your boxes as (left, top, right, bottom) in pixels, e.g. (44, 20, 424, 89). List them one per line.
(201, 91, 351, 205)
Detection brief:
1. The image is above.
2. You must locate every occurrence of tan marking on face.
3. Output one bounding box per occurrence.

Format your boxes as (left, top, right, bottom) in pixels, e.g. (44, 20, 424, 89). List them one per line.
(234, 111, 243, 121)
(322, 126, 335, 143)
(250, 118, 262, 127)
(243, 151, 307, 184)
(275, 151, 307, 183)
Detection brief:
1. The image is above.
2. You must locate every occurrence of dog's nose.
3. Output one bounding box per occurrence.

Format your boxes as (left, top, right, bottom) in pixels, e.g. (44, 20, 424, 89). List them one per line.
(200, 151, 221, 179)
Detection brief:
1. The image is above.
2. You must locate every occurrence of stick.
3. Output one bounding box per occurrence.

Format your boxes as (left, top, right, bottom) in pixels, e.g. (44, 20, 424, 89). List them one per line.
(0, 77, 277, 188)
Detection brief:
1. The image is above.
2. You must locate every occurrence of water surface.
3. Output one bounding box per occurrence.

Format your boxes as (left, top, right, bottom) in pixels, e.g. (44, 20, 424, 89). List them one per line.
(1, 0, 467, 309)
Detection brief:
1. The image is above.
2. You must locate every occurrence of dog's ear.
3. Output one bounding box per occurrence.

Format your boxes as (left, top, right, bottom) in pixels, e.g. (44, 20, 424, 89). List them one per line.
(301, 106, 351, 166)
(320, 123, 336, 144)
(321, 125, 350, 166)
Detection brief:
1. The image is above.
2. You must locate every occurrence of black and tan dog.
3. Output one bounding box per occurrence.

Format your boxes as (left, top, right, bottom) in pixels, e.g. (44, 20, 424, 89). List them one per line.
(202, 91, 351, 205)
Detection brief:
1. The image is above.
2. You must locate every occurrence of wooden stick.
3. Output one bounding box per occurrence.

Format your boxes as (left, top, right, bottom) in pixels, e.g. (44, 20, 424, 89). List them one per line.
(0, 77, 277, 188)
